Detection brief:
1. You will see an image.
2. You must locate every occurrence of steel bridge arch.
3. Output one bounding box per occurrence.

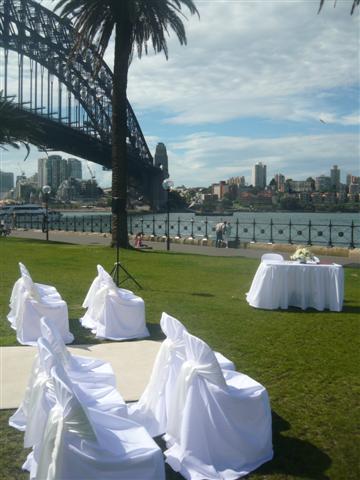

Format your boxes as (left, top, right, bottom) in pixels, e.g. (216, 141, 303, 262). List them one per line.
(0, 0, 153, 169)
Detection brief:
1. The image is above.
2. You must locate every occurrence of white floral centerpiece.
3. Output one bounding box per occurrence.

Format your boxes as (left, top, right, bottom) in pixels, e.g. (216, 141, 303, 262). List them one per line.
(290, 247, 315, 263)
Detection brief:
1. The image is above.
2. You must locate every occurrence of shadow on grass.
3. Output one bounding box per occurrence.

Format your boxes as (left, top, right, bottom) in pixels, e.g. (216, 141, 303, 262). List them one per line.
(155, 411, 331, 480)
(0, 409, 332, 480)
(147, 323, 166, 341)
(253, 411, 331, 480)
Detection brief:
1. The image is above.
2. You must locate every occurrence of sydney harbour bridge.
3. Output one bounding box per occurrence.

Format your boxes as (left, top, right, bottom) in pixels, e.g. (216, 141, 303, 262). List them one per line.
(0, 0, 166, 208)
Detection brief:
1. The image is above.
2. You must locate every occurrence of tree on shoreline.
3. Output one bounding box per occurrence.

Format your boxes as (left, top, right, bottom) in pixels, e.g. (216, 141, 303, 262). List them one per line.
(53, 0, 199, 248)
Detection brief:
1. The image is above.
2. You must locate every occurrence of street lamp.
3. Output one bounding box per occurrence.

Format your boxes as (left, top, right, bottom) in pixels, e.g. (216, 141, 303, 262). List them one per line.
(42, 185, 51, 241)
(162, 179, 174, 251)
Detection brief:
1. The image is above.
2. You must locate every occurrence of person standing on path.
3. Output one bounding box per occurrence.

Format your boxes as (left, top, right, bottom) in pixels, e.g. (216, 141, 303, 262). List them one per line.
(215, 221, 227, 248)
(223, 222, 232, 248)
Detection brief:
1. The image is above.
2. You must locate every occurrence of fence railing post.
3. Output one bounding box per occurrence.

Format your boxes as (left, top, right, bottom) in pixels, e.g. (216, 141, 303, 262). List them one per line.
(288, 219, 292, 244)
(269, 218, 274, 244)
(177, 216, 181, 237)
(65, 216, 68, 231)
(252, 218, 256, 242)
(328, 220, 333, 247)
(235, 218, 240, 246)
(109, 215, 112, 234)
(100, 216, 103, 233)
(204, 217, 208, 239)
(350, 220, 355, 249)
(90, 216, 94, 233)
(152, 216, 156, 236)
(82, 216, 85, 232)
(129, 215, 133, 235)
(307, 220, 312, 245)
(30, 214, 33, 229)
(74, 216, 77, 232)
(190, 218, 194, 239)
(141, 217, 144, 234)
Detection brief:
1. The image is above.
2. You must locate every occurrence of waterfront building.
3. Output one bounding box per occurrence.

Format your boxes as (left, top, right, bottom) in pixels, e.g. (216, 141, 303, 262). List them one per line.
(289, 180, 314, 193)
(212, 181, 228, 199)
(228, 176, 245, 186)
(252, 162, 267, 189)
(68, 158, 82, 179)
(0, 170, 14, 198)
(38, 157, 48, 187)
(275, 173, 285, 192)
(315, 175, 332, 192)
(330, 165, 341, 192)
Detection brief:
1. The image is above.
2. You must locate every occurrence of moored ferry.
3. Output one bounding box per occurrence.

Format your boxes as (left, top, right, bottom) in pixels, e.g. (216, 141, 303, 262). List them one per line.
(0, 204, 62, 219)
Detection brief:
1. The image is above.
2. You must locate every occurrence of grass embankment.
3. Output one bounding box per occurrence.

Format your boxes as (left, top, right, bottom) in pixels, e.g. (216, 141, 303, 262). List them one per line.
(0, 237, 359, 480)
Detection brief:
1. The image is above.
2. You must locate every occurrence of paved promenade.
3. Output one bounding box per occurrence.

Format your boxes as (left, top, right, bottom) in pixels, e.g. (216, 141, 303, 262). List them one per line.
(8, 228, 357, 265)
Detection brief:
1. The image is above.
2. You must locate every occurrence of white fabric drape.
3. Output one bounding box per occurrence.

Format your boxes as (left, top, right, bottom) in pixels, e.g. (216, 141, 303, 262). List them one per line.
(40, 317, 116, 386)
(164, 332, 273, 480)
(128, 312, 235, 438)
(247, 261, 344, 311)
(80, 265, 149, 341)
(32, 365, 165, 480)
(7, 263, 73, 345)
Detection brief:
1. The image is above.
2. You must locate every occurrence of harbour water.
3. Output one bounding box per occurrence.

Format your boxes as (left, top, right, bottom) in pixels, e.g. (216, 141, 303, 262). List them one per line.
(44, 210, 359, 248)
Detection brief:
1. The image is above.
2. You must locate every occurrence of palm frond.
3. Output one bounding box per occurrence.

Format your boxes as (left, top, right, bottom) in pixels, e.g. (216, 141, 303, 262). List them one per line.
(318, 0, 359, 14)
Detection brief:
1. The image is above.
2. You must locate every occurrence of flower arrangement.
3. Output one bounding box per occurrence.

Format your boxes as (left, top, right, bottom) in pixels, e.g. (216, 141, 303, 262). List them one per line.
(290, 247, 315, 263)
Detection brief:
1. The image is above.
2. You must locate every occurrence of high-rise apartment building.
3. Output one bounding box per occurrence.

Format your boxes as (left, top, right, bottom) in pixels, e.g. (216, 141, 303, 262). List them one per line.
(68, 158, 82, 179)
(330, 165, 341, 192)
(275, 173, 285, 191)
(38, 157, 48, 187)
(38, 155, 78, 190)
(154, 143, 169, 178)
(252, 162, 267, 189)
(0, 170, 14, 194)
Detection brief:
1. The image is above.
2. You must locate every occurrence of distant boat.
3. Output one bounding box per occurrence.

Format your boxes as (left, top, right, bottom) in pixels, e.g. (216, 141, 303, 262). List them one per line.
(194, 211, 234, 216)
(0, 204, 62, 219)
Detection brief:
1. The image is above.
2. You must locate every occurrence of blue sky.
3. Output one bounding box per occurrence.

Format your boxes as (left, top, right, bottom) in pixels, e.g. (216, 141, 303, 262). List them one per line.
(0, 0, 359, 188)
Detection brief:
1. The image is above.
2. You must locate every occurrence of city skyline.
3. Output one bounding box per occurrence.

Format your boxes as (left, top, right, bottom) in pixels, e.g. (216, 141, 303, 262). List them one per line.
(0, 0, 358, 187)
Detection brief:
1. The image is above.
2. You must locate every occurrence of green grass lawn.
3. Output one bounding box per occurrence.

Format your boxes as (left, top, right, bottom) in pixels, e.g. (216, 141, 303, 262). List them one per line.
(0, 237, 359, 479)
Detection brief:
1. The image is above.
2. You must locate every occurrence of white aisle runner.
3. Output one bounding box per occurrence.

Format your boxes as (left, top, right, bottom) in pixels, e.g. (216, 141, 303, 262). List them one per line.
(0, 340, 161, 409)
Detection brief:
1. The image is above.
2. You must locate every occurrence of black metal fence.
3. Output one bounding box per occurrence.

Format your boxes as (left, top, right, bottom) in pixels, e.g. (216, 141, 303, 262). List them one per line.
(9, 214, 359, 248)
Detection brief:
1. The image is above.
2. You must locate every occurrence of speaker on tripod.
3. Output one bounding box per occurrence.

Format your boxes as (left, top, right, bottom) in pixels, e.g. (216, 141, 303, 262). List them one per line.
(110, 196, 142, 289)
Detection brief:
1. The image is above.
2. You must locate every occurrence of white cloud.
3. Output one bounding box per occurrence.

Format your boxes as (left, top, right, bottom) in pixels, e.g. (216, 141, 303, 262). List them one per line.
(167, 131, 359, 186)
(1, 0, 358, 190)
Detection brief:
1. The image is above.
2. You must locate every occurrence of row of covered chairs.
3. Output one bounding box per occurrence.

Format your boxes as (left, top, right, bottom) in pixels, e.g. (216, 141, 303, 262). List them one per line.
(8, 264, 273, 479)
(7, 263, 149, 346)
(10, 317, 165, 480)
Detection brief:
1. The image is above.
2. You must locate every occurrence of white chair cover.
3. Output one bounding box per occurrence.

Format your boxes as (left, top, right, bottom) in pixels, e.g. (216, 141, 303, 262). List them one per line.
(40, 317, 116, 386)
(8, 263, 61, 329)
(164, 331, 273, 480)
(9, 336, 126, 439)
(128, 312, 235, 437)
(7, 264, 73, 346)
(261, 253, 284, 262)
(31, 365, 165, 480)
(80, 265, 149, 341)
(128, 312, 186, 436)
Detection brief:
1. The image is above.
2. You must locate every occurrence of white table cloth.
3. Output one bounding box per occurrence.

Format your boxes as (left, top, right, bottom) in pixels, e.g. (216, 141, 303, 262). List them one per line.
(246, 261, 344, 311)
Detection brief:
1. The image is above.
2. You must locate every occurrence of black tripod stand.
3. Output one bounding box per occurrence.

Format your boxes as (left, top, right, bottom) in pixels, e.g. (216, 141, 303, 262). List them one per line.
(110, 198, 142, 289)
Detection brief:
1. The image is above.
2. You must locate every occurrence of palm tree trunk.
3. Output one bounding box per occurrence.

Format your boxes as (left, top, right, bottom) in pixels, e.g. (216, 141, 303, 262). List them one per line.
(111, 20, 132, 248)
